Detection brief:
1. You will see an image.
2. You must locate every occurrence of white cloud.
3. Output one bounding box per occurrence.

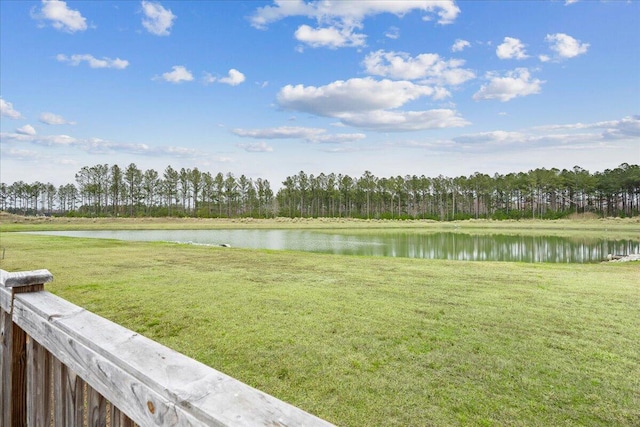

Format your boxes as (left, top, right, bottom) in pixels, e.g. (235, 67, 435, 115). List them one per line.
(294, 24, 366, 48)
(539, 54, 551, 63)
(157, 65, 193, 83)
(473, 68, 544, 102)
(0, 131, 202, 158)
(310, 133, 366, 144)
(219, 69, 246, 86)
(251, 1, 459, 50)
(454, 130, 526, 145)
(545, 33, 589, 59)
(336, 109, 469, 132)
(202, 72, 217, 85)
(233, 126, 366, 143)
(600, 115, 640, 139)
(451, 39, 470, 52)
(250, 0, 315, 29)
(1, 132, 76, 146)
(56, 54, 129, 69)
(535, 115, 640, 140)
(1, 148, 40, 160)
(233, 126, 326, 139)
(565, 0, 579, 5)
(385, 26, 400, 40)
(251, 0, 460, 28)
(432, 87, 452, 100)
(277, 77, 470, 131)
(0, 99, 24, 119)
(450, 131, 546, 149)
(33, 0, 88, 33)
(278, 77, 437, 116)
(202, 69, 245, 86)
(450, 120, 639, 153)
(496, 37, 528, 60)
(362, 50, 475, 86)
(16, 125, 37, 136)
(237, 142, 274, 152)
(141, 1, 176, 36)
(444, 116, 640, 156)
(161, 146, 201, 157)
(83, 138, 151, 155)
(39, 112, 75, 125)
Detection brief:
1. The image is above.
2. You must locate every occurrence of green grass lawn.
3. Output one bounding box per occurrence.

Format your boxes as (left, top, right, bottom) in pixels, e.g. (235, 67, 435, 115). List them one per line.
(0, 222, 638, 426)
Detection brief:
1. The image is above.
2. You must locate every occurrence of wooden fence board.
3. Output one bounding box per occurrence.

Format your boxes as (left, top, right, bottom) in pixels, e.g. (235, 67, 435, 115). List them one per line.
(1, 269, 50, 426)
(2, 269, 334, 427)
(12, 295, 185, 426)
(0, 286, 11, 312)
(88, 383, 107, 427)
(0, 269, 53, 288)
(27, 336, 52, 427)
(111, 404, 135, 427)
(52, 356, 86, 426)
(13, 290, 334, 426)
(53, 357, 66, 426)
(11, 322, 28, 426)
(1, 306, 12, 427)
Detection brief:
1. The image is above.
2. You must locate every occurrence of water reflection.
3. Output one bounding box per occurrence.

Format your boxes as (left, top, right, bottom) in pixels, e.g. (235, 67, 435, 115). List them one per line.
(23, 230, 639, 263)
(345, 233, 638, 263)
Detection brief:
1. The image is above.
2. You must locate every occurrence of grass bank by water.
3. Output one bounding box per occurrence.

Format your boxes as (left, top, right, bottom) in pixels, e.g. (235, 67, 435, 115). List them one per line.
(0, 220, 638, 426)
(2, 212, 639, 239)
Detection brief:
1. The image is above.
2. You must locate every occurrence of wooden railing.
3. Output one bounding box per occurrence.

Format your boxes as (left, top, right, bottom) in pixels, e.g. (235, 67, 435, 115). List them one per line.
(1, 269, 334, 427)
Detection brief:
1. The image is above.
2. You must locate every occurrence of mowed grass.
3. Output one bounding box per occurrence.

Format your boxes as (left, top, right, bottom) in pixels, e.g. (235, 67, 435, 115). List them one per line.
(0, 231, 638, 426)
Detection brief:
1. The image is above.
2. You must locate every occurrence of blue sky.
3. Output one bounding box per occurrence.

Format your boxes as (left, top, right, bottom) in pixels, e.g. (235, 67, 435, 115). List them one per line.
(1, 0, 639, 188)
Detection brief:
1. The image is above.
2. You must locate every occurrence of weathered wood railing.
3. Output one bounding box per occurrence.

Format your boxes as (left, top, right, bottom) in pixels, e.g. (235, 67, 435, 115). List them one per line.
(1, 269, 334, 426)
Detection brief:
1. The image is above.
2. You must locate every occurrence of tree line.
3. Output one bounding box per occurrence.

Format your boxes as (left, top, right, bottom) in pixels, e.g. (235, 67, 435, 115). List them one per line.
(1, 163, 638, 220)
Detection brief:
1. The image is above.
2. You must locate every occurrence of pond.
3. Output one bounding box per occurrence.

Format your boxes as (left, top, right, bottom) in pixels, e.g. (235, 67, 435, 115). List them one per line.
(23, 230, 640, 263)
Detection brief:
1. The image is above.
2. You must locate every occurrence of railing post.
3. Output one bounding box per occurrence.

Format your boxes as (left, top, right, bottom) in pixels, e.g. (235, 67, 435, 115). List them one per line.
(0, 269, 53, 427)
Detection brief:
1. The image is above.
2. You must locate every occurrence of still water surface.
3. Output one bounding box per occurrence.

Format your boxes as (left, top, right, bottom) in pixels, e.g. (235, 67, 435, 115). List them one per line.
(25, 230, 639, 263)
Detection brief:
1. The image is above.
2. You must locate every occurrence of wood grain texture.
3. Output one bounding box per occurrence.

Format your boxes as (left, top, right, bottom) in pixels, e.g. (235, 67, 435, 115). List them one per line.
(27, 336, 52, 427)
(1, 268, 333, 427)
(11, 322, 28, 426)
(2, 269, 53, 426)
(0, 269, 53, 289)
(111, 404, 136, 427)
(1, 307, 13, 427)
(0, 287, 11, 312)
(12, 290, 335, 427)
(52, 356, 86, 426)
(52, 357, 67, 427)
(88, 383, 107, 427)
